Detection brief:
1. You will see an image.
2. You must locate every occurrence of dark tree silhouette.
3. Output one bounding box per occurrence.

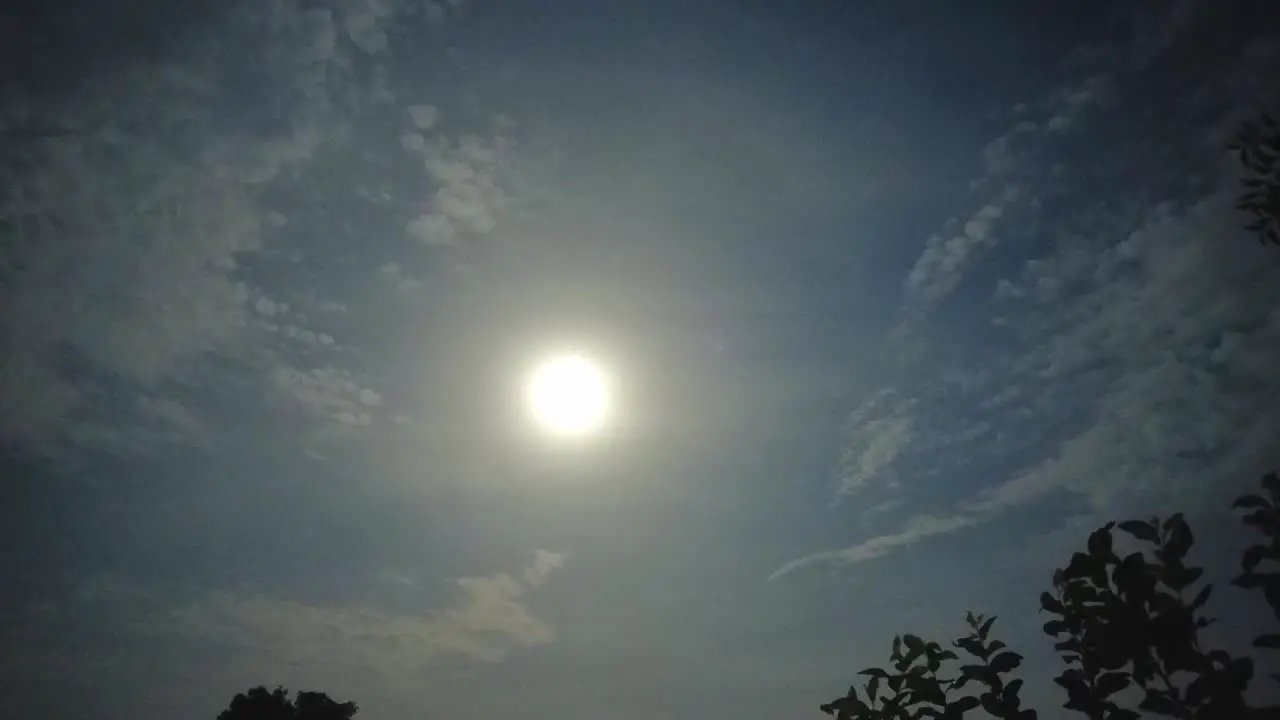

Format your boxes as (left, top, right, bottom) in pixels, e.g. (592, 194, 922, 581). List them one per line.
(1230, 110, 1280, 246)
(216, 686, 358, 720)
(819, 613, 1037, 720)
(819, 473, 1280, 719)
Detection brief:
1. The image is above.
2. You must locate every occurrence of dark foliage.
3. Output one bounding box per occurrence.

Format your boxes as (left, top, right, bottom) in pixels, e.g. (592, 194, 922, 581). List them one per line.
(819, 613, 1036, 720)
(216, 686, 358, 720)
(821, 474, 1280, 720)
(1230, 111, 1280, 246)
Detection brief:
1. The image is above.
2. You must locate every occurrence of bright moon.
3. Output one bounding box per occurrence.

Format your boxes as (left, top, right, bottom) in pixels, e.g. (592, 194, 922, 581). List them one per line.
(524, 353, 611, 437)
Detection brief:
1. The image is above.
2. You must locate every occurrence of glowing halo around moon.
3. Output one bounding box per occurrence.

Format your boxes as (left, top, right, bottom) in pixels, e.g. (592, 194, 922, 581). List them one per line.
(523, 352, 613, 438)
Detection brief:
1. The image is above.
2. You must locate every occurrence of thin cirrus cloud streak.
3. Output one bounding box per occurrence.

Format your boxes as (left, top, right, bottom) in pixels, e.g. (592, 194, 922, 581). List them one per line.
(80, 551, 568, 672)
(772, 5, 1280, 581)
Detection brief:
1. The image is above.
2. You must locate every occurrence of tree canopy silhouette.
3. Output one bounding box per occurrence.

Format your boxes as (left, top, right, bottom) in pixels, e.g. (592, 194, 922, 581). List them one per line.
(818, 473, 1280, 719)
(216, 686, 358, 720)
(1231, 110, 1280, 246)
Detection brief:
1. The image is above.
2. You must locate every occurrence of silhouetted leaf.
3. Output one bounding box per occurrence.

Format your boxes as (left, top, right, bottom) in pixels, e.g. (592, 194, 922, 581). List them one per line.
(950, 696, 979, 714)
(821, 696, 870, 718)
(980, 692, 1002, 716)
(1243, 544, 1268, 571)
(1165, 517, 1193, 560)
(989, 652, 1023, 674)
(1165, 565, 1204, 591)
(1096, 672, 1129, 697)
(1087, 526, 1114, 560)
(1063, 552, 1099, 582)
(1233, 571, 1264, 590)
(1190, 584, 1213, 612)
(1264, 473, 1280, 498)
(1114, 552, 1150, 599)
(1138, 690, 1178, 715)
(1054, 638, 1081, 653)
(1229, 656, 1255, 686)
(905, 675, 946, 706)
(903, 634, 925, 654)
(1039, 592, 1063, 614)
(1267, 578, 1280, 616)
(1242, 510, 1273, 531)
(858, 668, 890, 679)
(899, 645, 924, 672)
(1257, 634, 1280, 649)
(1187, 673, 1213, 705)
(1042, 620, 1067, 635)
(960, 664, 997, 688)
(978, 616, 997, 641)
(1234, 494, 1271, 509)
(953, 637, 985, 660)
(1117, 520, 1159, 543)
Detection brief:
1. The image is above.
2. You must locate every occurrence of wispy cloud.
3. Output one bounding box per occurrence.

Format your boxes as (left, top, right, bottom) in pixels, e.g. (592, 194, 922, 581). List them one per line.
(272, 366, 385, 428)
(769, 514, 980, 581)
(0, 0, 488, 463)
(79, 550, 567, 675)
(836, 390, 915, 497)
(776, 2, 1280, 580)
(178, 551, 567, 668)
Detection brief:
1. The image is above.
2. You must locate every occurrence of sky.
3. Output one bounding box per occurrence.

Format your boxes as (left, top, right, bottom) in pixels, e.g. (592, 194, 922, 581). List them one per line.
(2, 1, 1280, 718)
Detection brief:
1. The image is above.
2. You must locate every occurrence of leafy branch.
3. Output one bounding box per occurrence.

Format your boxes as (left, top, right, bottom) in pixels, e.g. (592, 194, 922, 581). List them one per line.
(823, 472, 1280, 720)
(1229, 110, 1280, 246)
(820, 616, 1035, 720)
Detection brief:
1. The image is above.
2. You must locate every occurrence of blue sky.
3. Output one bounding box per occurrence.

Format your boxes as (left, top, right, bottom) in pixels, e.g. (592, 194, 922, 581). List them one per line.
(2, 1, 1279, 718)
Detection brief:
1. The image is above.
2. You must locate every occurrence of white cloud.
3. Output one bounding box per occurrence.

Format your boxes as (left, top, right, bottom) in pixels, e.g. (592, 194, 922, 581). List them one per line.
(59, 393, 208, 458)
(405, 131, 513, 250)
(343, 4, 390, 56)
(0, 0, 437, 460)
(408, 104, 440, 130)
(0, 0, 494, 464)
(903, 186, 1020, 308)
(0, 124, 261, 455)
(905, 73, 1117, 313)
(106, 550, 569, 673)
(523, 550, 568, 587)
(255, 297, 281, 317)
(135, 397, 204, 437)
(836, 391, 915, 497)
(273, 366, 385, 428)
(782, 175, 1280, 578)
(769, 513, 981, 581)
(782, 16, 1280, 579)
